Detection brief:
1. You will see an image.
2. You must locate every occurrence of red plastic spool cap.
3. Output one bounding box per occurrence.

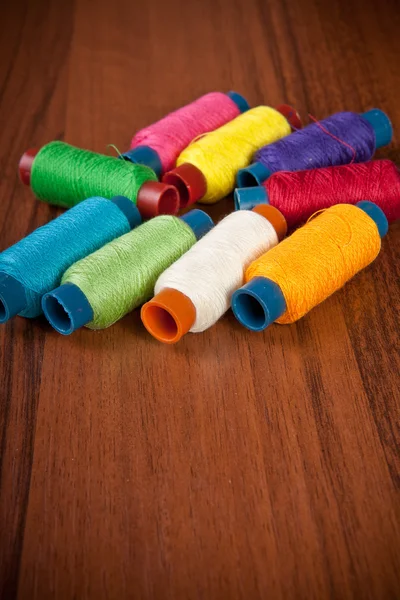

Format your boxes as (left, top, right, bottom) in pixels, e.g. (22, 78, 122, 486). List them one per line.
(162, 163, 207, 208)
(276, 104, 302, 131)
(252, 204, 287, 241)
(19, 148, 39, 185)
(141, 287, 196, 344)
(136, 181, 179, 219)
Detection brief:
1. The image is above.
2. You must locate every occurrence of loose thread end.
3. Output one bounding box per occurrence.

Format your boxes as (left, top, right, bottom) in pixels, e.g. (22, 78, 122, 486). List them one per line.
(308, 113, 357, 163)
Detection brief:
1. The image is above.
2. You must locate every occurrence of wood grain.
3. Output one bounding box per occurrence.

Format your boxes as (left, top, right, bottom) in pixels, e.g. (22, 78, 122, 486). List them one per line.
(0, 0, 399, 598)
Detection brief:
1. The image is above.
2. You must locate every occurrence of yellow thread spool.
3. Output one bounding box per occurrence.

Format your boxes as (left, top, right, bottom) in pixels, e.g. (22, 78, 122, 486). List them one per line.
(163, 106, 292, 205)
(232, 203, 386, 330)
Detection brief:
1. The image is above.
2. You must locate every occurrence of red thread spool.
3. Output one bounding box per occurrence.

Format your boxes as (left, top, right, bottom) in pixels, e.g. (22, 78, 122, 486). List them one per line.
(235, 160, 400, 228)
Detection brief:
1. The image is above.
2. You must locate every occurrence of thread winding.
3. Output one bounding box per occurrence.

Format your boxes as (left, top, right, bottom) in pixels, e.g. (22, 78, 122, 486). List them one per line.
(31, 141, 157, 208)
(130, 92, 241, 173)
(177, 106, 291, 203)
(254, 112, 375, 175)
(264, 160, 400, 228)
(60, 216, 197, 329)
(0, 197, 132, 318)
(154, 211, 279, 332)
(245, 204, 382, 323)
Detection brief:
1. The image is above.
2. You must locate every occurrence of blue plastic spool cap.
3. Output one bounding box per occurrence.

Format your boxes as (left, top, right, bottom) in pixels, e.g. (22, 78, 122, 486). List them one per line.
(0, 273, 28, 324)
(42, 283, 94, 335)
(361, 109, 393, 149)
(356, 201, 389, 238)
(110, 196, 142, 229)
(236, 162, 272, 188)
(180, 209, 214, 240)
(227, 91, 250, 113)
(231, 276, 286, 332)
(120, 146, 163, 178)
(234, 186, 270, 211)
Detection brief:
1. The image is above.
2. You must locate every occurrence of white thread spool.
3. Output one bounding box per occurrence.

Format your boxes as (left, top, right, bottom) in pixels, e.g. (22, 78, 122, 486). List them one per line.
(141, 205, 287, 343)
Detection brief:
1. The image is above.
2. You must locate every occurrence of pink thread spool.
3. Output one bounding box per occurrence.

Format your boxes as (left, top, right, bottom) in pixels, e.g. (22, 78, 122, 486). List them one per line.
(121, 92, 250, 177)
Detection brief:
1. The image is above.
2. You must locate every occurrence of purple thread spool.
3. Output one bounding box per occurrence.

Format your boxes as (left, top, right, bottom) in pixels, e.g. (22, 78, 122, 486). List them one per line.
(236, 110, 393, 187)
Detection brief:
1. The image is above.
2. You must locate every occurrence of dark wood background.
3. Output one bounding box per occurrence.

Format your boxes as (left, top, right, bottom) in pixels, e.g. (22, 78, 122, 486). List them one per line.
(0, 0, 399, 598)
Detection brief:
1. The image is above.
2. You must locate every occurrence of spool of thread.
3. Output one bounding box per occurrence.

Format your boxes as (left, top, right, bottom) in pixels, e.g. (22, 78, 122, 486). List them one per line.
(141, 205, 287, 343)
(42, 209, 214, 334)
(0, 196, 141, 323)
(236, 109, 393, 187)
(231, 202, 388, 331)
(19, 141, 179, 219)
(234, 159, 400, 228)
(121, 91, 250, 177)
(161, 104, 302, 207)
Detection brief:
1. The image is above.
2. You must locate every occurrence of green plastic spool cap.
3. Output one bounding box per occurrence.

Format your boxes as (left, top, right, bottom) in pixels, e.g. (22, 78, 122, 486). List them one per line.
(0, 272, 28, 323)
(42, 283, 94, 335)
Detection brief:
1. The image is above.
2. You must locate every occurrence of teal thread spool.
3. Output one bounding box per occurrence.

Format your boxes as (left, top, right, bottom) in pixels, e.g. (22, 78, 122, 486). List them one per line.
(19, 141, 179, 218)
(0, 196, 141, 323)
(42, 209, 214, 334)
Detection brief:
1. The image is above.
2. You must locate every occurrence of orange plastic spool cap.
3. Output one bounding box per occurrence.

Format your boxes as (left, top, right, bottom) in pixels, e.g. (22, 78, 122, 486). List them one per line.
(252, 204, 287, 241)
(141, 287, 196, 344)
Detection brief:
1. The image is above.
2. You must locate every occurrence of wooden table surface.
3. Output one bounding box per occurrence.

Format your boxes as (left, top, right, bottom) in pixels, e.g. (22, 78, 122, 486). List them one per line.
(1, 0, 399, 598)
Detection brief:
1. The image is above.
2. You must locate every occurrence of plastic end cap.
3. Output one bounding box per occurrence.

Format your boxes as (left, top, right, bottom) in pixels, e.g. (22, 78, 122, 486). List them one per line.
(236, 162, 271, 188)
(0, 272, 27, 323)
(110, 196, 142, 229)
(276, 104, 302, 130)
(19, 148, 39, 185)
(120, 146, 163, 178)
(252, 205, 287, 241)
(42, 283, 94, 335)
(227, 91, 250, 113)
(180, 209, 214, 241)
(136, 181, 179, 219)
(141, 288, 196, 344)
(234, 186, 269, 211)
(356, 201, 389, 238)
(231, 276, 286, 332)
(361, 109, 393, 148)
(162, 163, 207, 208)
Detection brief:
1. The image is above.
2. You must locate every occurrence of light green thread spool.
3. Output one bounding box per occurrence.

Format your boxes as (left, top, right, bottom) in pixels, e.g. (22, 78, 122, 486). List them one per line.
(30, 141, 158, 208)
(58, 216, 197, 329)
